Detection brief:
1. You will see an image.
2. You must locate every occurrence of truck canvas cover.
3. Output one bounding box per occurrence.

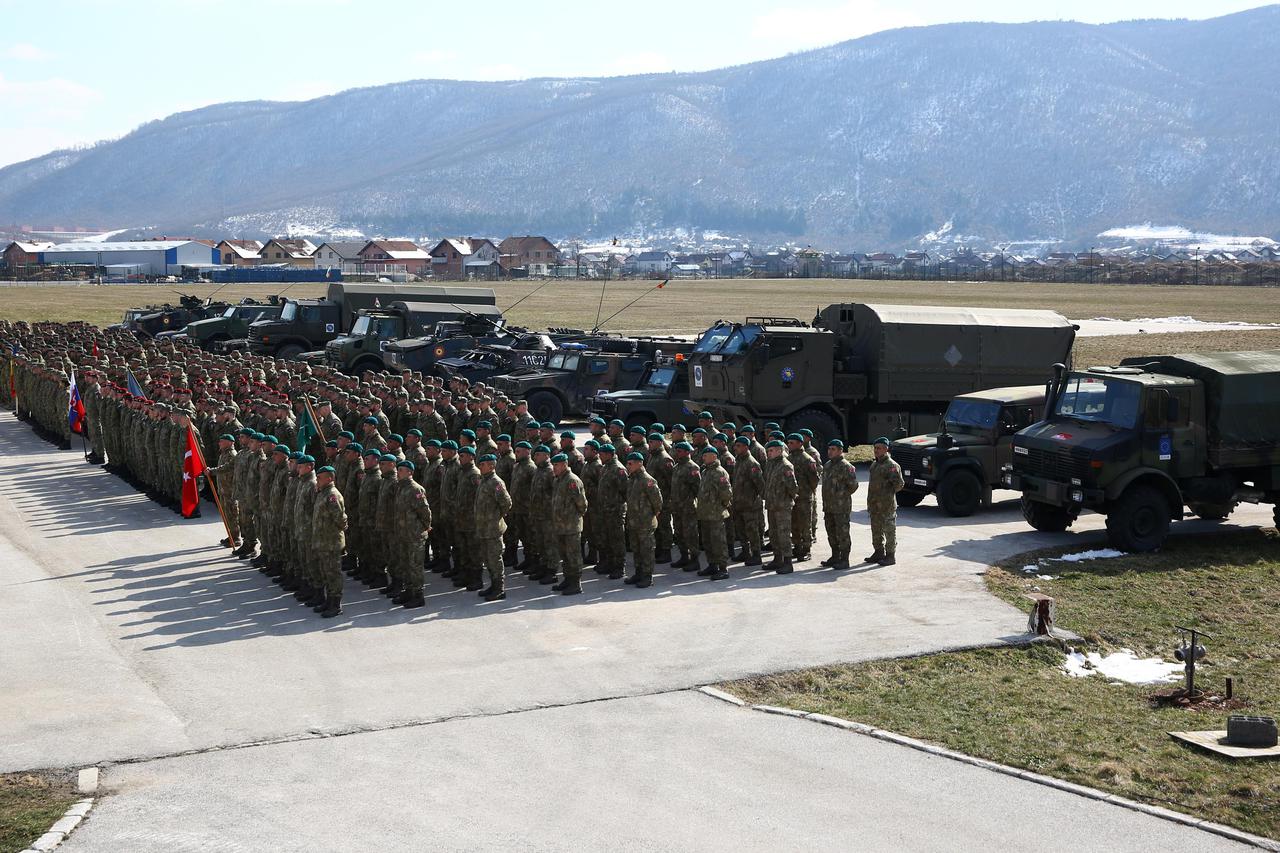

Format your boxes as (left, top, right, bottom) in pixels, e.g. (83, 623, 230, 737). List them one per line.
(1120, 351, 1280, 459)
(822, 303, 1075, 404)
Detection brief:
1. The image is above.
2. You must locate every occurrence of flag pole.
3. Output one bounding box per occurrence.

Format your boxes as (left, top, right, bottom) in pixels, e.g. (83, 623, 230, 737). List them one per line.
(189, 423, 234, 548)
(304, 396, 327, 444)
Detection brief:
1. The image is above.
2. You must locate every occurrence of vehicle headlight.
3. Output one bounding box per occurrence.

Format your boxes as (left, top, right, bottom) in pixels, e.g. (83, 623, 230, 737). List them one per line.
(1071, 490, 1084, 503)
(922, 457, 932, 470)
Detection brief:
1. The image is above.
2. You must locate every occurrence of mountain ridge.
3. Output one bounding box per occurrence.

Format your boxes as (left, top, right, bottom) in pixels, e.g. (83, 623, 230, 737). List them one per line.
(3, 6, 1279, 249)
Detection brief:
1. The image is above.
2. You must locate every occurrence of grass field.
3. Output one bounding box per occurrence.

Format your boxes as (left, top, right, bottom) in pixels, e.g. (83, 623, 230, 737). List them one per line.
(725, 530, 1280, 839)
(0, 772, 77, 852)
(4, 278, 1280, 333)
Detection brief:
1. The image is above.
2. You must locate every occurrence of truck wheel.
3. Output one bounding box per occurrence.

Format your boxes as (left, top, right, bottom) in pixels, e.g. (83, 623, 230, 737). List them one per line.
(938, 469, 982, 517)
(1105, 485, 1170, 552)
(527, 391, 564, 425)
(785, 409, 840, 447)
(1188, 501, 1233, 521)
(1021, 496, 1073, 533)
(896, 490, 926, 509)
(276, 343, 305, 360)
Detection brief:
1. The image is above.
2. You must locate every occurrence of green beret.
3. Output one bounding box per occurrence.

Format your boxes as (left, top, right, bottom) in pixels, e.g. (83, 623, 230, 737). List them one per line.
(441, 440, 458, 450)
(219, 433, 236, 442)
(379, 453, 397, 463)
(478, 453, 497, 463)
(786, 433, 803, 442)
(873, 436, 891, 447)
(264, 435, 279, 445)
(766, 440, 785, 449)
(828, 438, 846, 448)
(550, 453, 568, 464)
(598, 443, 616, 454)
(589, 416, 606, 425)
(647, 432, 663, 441)
(721, 423, 737, 431)
(298, 454, 316, 465)
(388, 433, 404, 444)
(514, 440, 532, 450)
(338, 430, 355, 440)
(460, 429, 476, 439)
(346, 442, 364, 454)
(362, 416, 378, 424)
(273, 444, 290, 454)
(325, 439, 338, 448)
(608, 419, 625, 428)
(628, 425, 646, 435)
(534, 444, 550, 454)
(625, 451, 644, 462)
(650, 423, 666, 432)
(671, 423, 687, 432)
(407, 428, 422, 437)
(458, 445, 475, 456)
(317, 465, 336, 475)
(289, 451, 305, 460)
(584, 439, 600, 449)
(477, 420, 492, 429)
(425, 439, 442, 448)
(698, 410, 713, 419)
(769, 430, 786, 439)
(712, 433, 728, 443)
(674, 441, 692, 452)
(540, 421, 556, 429)
(734, 436, 750, 446)
(560, 431, 575, 440)
(363, 448, 381, 458)
(238, 427, 254, 435)
(739, 424, 756, 433)
(691, 427, 708, 435)
(701, 445, 720, 455)
(765, 422, 781, 430)
(798, 428, 813, 438)
(396, 460, 415, 471)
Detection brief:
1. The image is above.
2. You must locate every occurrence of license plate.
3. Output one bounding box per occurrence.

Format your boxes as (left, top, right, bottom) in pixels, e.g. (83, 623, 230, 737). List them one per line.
(903, 470, 911, 477)
(913, 478, 928, 487)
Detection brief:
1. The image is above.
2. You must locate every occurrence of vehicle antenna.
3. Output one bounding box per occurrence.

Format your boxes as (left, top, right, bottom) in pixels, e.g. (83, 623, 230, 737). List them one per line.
(593, 279, 669, 332)
(592, 278, 608, 335)
(502, 278, 556, 315)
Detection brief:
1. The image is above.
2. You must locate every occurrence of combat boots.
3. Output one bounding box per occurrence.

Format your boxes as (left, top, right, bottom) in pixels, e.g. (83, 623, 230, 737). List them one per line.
(671, 550, 692, 569)
(320, 596, 342, 618)
(400, 591, 426, 609)
(864, 551, 885, 564)
(560, 581, 582, 596)
(654, 547, 670, 565)
(877, 553, 896, 566)
(341, 554, 357, 575)
(696, 558, 716, 577)
(774, 559, 794, 575)
(710, 565, 730, 581)
(382, 578, 403, 598)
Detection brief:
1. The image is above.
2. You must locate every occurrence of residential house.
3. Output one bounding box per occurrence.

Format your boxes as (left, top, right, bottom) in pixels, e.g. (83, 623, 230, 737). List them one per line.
(628, 250, 674, 275)
(795, 248, 825, 278)
(214, 239, 263, 267)
(2, 240, 55, 269)
(670, 263, 703, 278)
(259, 238, 317, 267)
(428, 238, 501, 280)
(864, 252, 901, 273)
(359, 240, 431, 275)
(497, 236, 561, 276)
(312, 241, 366, 270)
(1044, 252, 1077, 267)
(827, 254, 857, 277)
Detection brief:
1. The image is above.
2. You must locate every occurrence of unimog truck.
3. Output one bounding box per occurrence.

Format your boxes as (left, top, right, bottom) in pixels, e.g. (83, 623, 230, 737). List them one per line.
(890, 385, 1045, 516)
(323, 302, 504, 374)
(166, 297, 283, 350)
(591, 353, 693, 433)
(111, 294, 231, 338)
(684, 303, 1076, 447)
(1006, 351, 1280, 552)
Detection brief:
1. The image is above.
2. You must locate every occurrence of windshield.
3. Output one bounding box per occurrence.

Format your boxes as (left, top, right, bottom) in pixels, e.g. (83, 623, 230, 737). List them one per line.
(376, 317, 400, 338)
(122, 309, 145, 322)
(279, 301, 298, 321)
(944, 399, 1000, 433)
(351, 316, 371, 335)
(221, 306, 237, 318)
(643, 366, 677, 391)
(1055, 376, 1141, 429)
(694, 324, 734, 353)
(694, 323, 762, 355)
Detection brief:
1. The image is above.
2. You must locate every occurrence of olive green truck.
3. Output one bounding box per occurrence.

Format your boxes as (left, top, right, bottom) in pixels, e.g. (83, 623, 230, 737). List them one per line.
(1007, 350, 1280, 552)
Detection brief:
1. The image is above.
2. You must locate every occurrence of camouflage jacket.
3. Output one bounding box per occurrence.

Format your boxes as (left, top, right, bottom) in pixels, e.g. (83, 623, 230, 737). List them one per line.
(292, 471, 318, 539)
(392, 477, 432, 542)
(354, 465, 382, 528)
(474, 471, 512, 538)
(375, 471, 398, 534)
(509, 456, 537, 514)
(822, 457, 860, 516)
(436, 457, 459, 520)
(867, 455, 905, 513)
(551, 471, 588, 534)
(625, 468, 663, 530)
(669, 457, 701, 510)
(598, 459, 630, 512)
(789, 449, 819, 503)
(695, 460, 733, 521)
(207, 446, 237, 495)
(451, 461, 482, 532)
(531, 460, 555, 522)
(764, 457, 798, 511)
(645, 449, 675, 498)
(730, 453, 765, 508)
(310, 482, 347, 553)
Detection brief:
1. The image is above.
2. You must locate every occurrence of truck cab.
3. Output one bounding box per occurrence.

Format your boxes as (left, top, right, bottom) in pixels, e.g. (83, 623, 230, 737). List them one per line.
(1004, 357, 1272, 552)
(325, 302, 504, 374)
(248, 298, 340, 359)
(180, 299, 282, 350)
(891, 386, 1044, 516)
(592, 355, 693, 433)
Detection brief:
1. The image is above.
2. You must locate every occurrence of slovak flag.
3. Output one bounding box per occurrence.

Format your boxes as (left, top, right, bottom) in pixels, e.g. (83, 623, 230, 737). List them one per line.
(181, 425, 205, 518)
(67, 371, 86, 435)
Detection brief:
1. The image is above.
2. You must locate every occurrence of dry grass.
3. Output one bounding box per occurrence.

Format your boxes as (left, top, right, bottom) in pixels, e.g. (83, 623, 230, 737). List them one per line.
(3, 278, 1280, 333)
(0, 771, 78, 852)
(725, 531, 1280, 839)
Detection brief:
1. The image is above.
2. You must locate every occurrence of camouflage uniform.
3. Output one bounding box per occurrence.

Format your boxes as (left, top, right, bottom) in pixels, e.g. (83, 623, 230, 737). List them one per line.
(356, 462, 385, 581)
(510, 453, 539, 572)
(822, 455, 859, 566)
(695, 456, 733, 574)
(391, 475, 432, 597)
(451, 458, 483, 589)
(765, 456, 798, 567)
(474, 469, 512, 596)
(730, 449, 766, 563)
(206, 444, 240, 542)
(645, 446, 676, 563)
(530, 457, 556, 580)
(789, 448, 820, 559)
(550, 468, 588, 590)
(292, 469, 318, 593)
(596, 456, 630, 578)
(236, 443, 264, 553)
(434, 454, 459, 573)
(625, 466, 663, 585)
(311, 479, 348, 606)
(579, 453, 602, 564)
(669, 455, 702, 567)
(867, 454, 905, 560)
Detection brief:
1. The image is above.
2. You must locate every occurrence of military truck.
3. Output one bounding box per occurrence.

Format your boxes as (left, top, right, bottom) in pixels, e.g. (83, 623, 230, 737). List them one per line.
(111, 294, 231, 338)
(890, 385, 1045, 515)
(244, 282, 495, 359)
(493, 337, 693, 424)
(1005, 351, 1280, 552)
(429, 339, 558, 383)
(591, 353, 692, 432)
(323, 302, 504, 374)
(683, 304, 1076, 447)
(167, 297, 284, 350)
(382, 316, 562, 376)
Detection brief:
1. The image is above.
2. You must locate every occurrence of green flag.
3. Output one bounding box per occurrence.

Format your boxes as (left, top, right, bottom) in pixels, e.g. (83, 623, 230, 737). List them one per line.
(296, 402, 317, 452)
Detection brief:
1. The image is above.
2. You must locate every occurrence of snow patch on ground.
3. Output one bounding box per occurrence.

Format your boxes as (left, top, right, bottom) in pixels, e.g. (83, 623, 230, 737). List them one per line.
(1056, 549, 1127, 563)
(1061, 648, 1183, 683)
(1074, 316, 1280, 337)
(1097, 224, 1279, 251)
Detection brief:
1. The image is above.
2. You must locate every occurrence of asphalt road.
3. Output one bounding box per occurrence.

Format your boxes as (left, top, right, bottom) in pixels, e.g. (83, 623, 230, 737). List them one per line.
(1, 414, 1270, 850)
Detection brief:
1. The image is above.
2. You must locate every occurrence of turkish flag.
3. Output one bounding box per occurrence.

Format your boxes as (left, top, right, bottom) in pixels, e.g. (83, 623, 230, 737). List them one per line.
(182, 425, 205, 519)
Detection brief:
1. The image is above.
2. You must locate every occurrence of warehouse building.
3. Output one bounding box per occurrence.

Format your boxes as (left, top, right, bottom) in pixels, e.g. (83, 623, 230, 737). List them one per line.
(38, 240, 220, 275)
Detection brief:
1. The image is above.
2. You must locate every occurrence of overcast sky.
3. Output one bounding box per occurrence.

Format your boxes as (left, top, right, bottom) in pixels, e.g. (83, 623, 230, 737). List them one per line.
(0, 0, 1265, 169)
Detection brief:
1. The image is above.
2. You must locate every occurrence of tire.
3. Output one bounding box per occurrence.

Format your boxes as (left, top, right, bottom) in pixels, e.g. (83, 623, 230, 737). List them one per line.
(276, 343, 305, 360)
(1021, 496, 1074, 533)
(938, 468, 983, 517)
(896, 489, 927, 509)
(784, 409, 840, 448)
(527, 390, 564, 425)
(1105, 485, 1171, 552)
(1188, 501, 1233, 521)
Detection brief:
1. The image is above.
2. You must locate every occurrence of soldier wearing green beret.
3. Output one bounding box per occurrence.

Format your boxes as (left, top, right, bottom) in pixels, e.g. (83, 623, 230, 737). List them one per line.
(311, 465, 347, 618)
(474, 453, 512, 601)
(206, 434, 240, 548)
(594, 444, 629, 579)
(354, 449, 385, 585)
(821, 439, 860, 569)
(291, 454, 321, 607)
(668, 441, 702, 571)
(529, 444, 557, 583)
(624, 451, 663, 588)
(763, 440, 797, 573)
(695, 445, 733, 580)
(549, 452, 588, 594)
(866, 437, 905, 565)
(450, 446, 484, 591)
(509, 440, 540, 575)
(390, 459, 431, 608)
